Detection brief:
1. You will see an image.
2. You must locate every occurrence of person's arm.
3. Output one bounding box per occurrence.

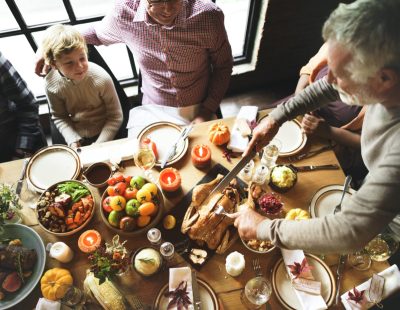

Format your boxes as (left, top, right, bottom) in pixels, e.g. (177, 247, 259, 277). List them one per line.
(193, 9, 233, 123)
(1, 54, 42, 155)
(95, 75, 123, 143)
(301, 113, 361, 148)
(294, 74, 310, 95)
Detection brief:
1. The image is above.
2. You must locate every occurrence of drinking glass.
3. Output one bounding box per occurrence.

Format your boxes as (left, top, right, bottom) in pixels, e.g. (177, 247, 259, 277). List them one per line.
(261, 139, 282, 168)
(60, 285, 87, 308)
(240, 276, 272, 309)
(348, 249, 371, 271)
(365, 233, 399, 262)
(134, 144, 156, 182)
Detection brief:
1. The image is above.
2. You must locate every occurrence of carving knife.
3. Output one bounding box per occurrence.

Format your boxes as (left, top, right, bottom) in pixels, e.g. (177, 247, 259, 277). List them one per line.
(208, 148, 257, 198)
(191, 270, 201, 310)
(290, 164, 340, 172)
(160, 124, 193, 168)
(15, 158, 29, 196)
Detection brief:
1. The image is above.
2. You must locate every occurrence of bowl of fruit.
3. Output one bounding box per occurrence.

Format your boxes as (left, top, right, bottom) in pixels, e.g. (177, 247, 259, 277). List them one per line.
(100, 174, 164, 236)
(36, 180, 95, 236)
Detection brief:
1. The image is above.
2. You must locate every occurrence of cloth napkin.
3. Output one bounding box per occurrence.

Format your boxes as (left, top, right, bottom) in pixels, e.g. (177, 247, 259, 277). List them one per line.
(78, 138, 138, 167)
(36, 298, 61, 310)
(169, 267, 194, 309)
(227, 106, 258, 153)
(341, 264, 400, 310)
(281, 249, 328, 310)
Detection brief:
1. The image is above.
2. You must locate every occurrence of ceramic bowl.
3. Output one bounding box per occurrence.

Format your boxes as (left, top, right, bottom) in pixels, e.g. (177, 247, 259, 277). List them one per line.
(99, 179, 164, 236)
(241, 237, 276, 254)
(131, 247, 163, 277)
(83, 162, 113, 188)
(36, 180, 95, 236)
(0, 224, 46, 309)
(269, 165, 298, 193)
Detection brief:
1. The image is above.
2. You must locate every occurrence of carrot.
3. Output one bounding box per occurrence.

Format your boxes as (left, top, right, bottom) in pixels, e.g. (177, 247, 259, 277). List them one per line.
(67, 223, 78, 231)
(73, 211, 81, 224)
(82, 210, 91, 222)
(66, 217, 74, 225)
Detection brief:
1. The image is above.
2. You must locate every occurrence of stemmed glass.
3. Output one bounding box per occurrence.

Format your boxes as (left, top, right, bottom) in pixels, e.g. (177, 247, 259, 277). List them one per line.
(134, 143, 156, 183)
(364, 233, 399, 262)
(240, 276, 272, 309)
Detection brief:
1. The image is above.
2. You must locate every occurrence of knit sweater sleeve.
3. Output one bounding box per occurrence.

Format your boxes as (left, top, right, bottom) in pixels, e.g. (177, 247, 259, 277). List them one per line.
(94, 71, 123, 143)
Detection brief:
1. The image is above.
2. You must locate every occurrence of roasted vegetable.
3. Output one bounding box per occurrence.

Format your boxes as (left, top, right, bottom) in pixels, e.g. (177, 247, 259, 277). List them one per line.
(0, 244, 37, 271)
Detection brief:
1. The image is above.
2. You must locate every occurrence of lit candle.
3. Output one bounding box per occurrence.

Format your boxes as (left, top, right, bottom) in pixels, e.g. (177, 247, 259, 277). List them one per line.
(225, 251, 245, 277)
(78, 230, 102, 253)
(191, 144, 211, 168)
(47, 242, 74, 263)
(159, 168, 181, 192)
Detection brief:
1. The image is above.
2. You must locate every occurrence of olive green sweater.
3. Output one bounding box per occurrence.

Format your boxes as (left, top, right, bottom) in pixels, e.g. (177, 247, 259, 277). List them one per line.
(45, 62, 123, 146)
(257, 78, 400, 253)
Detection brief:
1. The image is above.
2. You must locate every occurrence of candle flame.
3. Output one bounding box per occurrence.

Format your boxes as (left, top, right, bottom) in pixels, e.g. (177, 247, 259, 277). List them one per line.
(167, 176, 172, 184)
(87, 236, 94, 245)
(199, 146, 203, 157)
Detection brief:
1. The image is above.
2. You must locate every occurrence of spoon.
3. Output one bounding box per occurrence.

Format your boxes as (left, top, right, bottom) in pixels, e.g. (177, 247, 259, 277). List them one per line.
(334, 175, 352, 214)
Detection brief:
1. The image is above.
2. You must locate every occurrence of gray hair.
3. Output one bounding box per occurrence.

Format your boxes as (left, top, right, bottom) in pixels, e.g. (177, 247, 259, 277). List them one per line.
(322, 0, 400, 82)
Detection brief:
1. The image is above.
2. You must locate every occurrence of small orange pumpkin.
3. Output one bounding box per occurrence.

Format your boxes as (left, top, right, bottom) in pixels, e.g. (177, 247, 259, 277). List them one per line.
(208, 122, 230, 145)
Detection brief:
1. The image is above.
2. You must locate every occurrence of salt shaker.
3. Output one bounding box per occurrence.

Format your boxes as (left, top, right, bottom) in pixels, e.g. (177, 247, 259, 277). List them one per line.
(252, 165, 270, 184)
(147, 228, 162, 246)
(160, 242, 175, 261)
(239, 159, 254, 182)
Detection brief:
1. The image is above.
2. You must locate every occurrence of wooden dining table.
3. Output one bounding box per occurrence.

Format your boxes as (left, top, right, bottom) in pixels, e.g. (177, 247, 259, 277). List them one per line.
(0, 110, 389, 309)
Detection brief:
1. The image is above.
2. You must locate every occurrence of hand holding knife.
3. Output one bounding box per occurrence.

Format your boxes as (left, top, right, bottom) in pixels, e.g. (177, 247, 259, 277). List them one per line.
(160, 124, 193, 168)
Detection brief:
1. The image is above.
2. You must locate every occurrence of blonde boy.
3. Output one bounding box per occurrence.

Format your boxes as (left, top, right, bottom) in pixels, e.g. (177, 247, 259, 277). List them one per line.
(42, 24, 123, 148)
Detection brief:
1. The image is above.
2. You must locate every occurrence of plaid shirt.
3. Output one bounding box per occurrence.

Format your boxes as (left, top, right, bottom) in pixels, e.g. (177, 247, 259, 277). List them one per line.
(82, 0, 233, 112)
(0, 51, 43, 154)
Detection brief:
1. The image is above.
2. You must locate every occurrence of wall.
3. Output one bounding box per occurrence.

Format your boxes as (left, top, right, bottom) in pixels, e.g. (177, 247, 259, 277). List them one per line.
(227, 0, 352, 95)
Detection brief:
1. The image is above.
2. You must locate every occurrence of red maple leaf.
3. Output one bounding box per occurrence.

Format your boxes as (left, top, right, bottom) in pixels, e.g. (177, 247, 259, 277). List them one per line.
(347, 287, 365, 304)
(287, 258, 313, 279)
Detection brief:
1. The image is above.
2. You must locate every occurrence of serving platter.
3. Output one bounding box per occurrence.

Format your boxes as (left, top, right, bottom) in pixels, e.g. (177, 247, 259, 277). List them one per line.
(309, 184, 355, 218)
(137, 121, 189, 167)
(271, 254, 336, 309)
(26, 145, 81, 193)
(153, 278, 219, 310)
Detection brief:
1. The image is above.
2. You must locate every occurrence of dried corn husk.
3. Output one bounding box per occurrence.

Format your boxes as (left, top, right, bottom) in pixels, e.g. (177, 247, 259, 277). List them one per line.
(83, 272, 126, 310)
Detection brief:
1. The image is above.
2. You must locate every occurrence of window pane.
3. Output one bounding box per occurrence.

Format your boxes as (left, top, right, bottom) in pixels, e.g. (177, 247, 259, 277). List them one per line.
(70, 0, 114, 19)
(0, 36, 45, 97)
(217, 0, 251, 57)
(14, 0, 69, 26)
(0, 2, 19, 31)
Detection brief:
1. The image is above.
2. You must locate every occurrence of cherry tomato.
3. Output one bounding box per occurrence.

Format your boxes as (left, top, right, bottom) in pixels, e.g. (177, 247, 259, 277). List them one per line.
(102, 196, 113, 213)
(124, 175, 132, 184)
(107, 177, 117, 186)
(124, 187, 138, 200)
(114, 182, 127, 195)
(114, 174, 125, 183)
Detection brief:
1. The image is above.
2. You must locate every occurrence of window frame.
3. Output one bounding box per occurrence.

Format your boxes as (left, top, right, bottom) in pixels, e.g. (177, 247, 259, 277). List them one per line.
(1, 0, 261, 97)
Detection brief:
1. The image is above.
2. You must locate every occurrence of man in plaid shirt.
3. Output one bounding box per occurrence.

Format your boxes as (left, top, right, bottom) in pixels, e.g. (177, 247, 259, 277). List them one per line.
(0, 51, 46, 162)
(36, 0, 233, 134)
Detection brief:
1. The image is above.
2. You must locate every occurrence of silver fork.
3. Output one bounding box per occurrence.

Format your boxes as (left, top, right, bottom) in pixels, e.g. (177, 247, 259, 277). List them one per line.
(252, 258, 263, 277)
(214, 205, 230, 216)
(334, 175, 352, 214)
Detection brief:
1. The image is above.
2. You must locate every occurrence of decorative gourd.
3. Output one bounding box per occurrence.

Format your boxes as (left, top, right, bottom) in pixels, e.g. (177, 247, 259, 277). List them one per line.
(208, 122, 230, 145)
(41, 268, 73, 300)
(285, 208, 310, 220)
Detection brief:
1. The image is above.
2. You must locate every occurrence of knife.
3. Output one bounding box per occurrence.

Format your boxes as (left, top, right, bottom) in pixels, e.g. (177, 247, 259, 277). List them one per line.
(290, 164, 339, 172)
(208, 148, 257, 198)
(160, 124, 193, 168)
(191, 270, 201, 310)
(15, 158, 29, 196)
(335, 254, 346, 305)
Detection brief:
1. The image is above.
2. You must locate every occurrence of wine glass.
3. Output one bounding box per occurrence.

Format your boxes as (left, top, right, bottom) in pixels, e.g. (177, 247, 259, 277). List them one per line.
(240, 276, 272, 309)
(134, 143, 156, 183)
(364, 233, 399, 262)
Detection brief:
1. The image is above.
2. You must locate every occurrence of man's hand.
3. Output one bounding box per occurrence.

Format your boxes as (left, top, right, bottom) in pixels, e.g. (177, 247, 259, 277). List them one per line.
(301, 112, 331, 139)
(34, 48, 50, 77)
(243, 116, 280, 156)
(192, 106, 214, 124)
(229, 208, 269, 240)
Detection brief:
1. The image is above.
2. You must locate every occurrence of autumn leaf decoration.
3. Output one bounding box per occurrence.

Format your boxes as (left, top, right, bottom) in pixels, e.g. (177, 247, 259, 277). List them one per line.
(164, 281, 192, 310)
(347, 286, 365, 304)
(287, 258, 313, 279)
(247, 119, 258, 131)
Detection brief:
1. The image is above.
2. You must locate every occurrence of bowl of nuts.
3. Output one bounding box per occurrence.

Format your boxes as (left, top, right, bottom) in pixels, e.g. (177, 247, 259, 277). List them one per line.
(36, 180, 95, 236)
(241, 238, 276, 254)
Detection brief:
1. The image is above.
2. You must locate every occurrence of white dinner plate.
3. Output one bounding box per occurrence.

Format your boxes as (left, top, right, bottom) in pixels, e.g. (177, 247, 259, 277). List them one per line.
(274, 119, 307, 157)
(137, 121, 189, 167)
(309, 184, 355, 218)
(153, 278, 219, 310)
(271, 254, 336, 309)
(26, 145, 81, 193)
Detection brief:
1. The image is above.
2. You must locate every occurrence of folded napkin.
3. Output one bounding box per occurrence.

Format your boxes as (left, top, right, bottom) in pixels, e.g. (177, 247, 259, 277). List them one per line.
(36, 298, 61, 310)
(341, 264, 400, 310)
(79, 138, 138, 167)
(281, 249, 328, 310)
(227, 106, 258, 153)
(169, 267, 194, 310)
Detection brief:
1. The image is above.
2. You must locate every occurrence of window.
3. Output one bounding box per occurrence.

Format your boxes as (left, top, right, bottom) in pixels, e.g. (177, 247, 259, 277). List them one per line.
(0, 0, 261, 98)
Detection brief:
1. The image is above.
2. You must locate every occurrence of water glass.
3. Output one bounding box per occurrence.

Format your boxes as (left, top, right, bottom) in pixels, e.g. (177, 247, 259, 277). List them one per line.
(60, 286, 87, 308)
(261, 139, 282, 168)
(348, 249, 371, 271)
(160, 242, 175, 261)
(240, 276, 272, 309)
(147, 228, 162, 246)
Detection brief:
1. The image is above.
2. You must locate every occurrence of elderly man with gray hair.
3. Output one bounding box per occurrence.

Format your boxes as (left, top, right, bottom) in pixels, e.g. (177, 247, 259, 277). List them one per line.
(232, 0, 400, 254)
